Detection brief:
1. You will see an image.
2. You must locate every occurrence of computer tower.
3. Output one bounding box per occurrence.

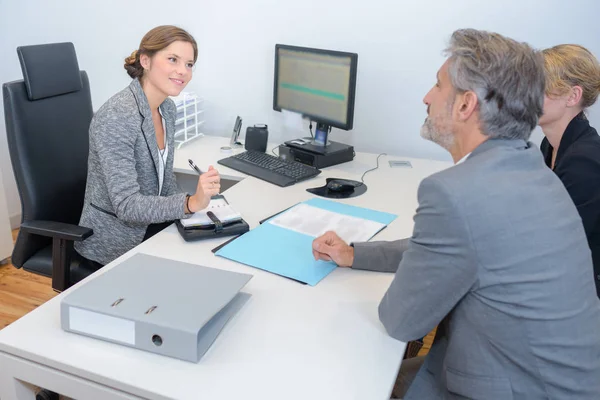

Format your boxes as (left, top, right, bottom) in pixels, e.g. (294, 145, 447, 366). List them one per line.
(278, 140, 355, 169)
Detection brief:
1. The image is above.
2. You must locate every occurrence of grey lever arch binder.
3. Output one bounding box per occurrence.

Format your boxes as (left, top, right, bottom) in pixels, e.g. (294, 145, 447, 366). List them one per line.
(60, 253, 252, 362)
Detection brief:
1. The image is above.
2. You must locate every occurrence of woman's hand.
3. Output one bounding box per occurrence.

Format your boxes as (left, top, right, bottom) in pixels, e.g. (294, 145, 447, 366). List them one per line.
(188, 166, 221, 212)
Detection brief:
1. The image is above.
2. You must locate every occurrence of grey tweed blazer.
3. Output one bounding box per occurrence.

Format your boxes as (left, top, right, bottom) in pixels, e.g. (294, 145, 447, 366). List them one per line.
(75, 78, 187, 265)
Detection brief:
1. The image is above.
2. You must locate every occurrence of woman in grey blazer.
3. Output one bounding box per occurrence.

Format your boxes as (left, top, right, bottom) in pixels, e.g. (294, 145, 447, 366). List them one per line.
(75, 25, 220, 266)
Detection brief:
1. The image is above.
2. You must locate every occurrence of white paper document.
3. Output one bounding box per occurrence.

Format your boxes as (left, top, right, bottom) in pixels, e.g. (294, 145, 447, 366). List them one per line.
(180, 197, 242, 227)
(268, 204, 386, 244)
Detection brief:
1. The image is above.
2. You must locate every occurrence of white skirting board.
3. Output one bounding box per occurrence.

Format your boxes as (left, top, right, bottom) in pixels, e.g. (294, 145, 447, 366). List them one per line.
(0, 172, 14, 261)
(9, 213, 20, 230)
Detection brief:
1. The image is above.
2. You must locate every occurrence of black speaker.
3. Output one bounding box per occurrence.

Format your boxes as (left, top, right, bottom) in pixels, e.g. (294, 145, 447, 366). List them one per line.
(245, 124, 269, 153)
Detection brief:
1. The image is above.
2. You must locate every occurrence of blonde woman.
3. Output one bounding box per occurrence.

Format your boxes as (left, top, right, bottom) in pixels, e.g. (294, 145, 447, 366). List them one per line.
(539, 44, 600, 297)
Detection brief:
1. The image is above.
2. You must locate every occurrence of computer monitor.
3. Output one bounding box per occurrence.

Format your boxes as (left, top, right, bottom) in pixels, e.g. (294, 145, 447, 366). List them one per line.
(273, 44, 358, 145)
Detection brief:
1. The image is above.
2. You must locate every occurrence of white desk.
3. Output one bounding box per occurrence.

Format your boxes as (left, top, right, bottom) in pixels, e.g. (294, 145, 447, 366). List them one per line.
(0, 135, 452, 400)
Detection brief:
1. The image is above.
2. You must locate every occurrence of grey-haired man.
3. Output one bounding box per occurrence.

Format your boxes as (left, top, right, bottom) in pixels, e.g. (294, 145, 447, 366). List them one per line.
(313, 29, 600, 399)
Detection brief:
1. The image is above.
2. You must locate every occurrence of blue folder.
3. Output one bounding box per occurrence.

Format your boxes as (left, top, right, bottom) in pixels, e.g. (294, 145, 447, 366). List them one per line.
(215, 198, 398, 286)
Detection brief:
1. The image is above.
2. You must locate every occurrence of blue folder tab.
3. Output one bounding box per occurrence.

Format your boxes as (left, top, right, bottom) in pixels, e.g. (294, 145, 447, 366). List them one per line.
(216, 198, 397, 286)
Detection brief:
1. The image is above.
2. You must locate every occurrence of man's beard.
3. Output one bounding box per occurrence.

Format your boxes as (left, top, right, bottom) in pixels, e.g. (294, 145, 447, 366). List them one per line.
(420, 103, 455, 151)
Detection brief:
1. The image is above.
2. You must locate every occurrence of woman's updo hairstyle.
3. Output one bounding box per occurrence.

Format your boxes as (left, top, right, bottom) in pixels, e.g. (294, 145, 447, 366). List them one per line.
(124, 25, 198, 79)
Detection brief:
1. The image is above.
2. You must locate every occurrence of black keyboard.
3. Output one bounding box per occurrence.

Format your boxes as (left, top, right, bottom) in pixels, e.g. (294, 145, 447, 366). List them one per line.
(218, 151, 321, 187)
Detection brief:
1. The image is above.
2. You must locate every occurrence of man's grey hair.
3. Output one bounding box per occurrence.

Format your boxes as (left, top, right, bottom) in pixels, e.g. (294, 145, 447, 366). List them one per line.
(445, 29, 545, 140)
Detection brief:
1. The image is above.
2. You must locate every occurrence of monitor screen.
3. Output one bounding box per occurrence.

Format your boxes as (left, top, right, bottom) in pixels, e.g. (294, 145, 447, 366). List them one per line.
(273, 44, 358, 130)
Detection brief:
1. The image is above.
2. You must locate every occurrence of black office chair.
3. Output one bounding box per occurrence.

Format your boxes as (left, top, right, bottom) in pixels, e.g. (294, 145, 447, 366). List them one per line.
(3, 42, 99, 292)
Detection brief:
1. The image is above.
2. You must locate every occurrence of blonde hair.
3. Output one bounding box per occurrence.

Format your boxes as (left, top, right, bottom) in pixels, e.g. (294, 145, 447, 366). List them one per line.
(124, 25, 198, 79)
(542, 44, 600, 109)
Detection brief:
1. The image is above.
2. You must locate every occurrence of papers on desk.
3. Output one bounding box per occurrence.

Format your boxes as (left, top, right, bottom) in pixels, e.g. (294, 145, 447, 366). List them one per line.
(216, 198, 397, 286)
(180, 197, 242, 228)
(269, 203, 386, 244)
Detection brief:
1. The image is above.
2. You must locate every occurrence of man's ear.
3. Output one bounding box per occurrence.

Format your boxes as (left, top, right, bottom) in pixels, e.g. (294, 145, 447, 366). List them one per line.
(456, 91, 478, 121)
(567, 86, 583, 107)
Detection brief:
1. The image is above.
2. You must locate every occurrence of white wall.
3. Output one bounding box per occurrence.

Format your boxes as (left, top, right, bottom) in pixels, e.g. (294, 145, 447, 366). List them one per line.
(1, 0, 600, 226)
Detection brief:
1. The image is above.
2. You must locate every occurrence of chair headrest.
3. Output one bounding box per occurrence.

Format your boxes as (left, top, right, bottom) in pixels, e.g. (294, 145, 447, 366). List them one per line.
(17, 42, 83, 101)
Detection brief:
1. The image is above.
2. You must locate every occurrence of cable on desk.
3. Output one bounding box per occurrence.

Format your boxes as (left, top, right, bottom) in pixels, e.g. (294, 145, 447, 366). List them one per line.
(271, 144, 279, 156)
(358, 153, 387, 186)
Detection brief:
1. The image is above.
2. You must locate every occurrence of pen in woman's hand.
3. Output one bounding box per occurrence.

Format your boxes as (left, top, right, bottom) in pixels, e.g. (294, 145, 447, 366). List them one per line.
(188, 159, 202, 175)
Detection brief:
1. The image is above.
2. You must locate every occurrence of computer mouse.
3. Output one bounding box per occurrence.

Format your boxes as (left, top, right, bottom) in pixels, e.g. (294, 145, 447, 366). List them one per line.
(326, 179, 362, 192)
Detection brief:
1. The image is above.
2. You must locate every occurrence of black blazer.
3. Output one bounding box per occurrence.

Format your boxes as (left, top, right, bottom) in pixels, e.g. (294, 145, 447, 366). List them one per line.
(541, 112, 600, 297)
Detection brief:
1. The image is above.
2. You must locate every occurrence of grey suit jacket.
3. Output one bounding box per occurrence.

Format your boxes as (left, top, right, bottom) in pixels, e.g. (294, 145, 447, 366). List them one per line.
(75, 79, 187, 265)
(353, 139, 600, 399)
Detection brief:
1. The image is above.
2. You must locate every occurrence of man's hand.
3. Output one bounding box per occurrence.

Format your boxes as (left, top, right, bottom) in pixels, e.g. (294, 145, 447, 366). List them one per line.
(312, 231, 354, 267)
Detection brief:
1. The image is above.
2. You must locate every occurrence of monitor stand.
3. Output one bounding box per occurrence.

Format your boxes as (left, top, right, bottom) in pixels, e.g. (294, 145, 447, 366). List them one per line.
(285, 139, 351, 156)
(313, 122, 331, 146)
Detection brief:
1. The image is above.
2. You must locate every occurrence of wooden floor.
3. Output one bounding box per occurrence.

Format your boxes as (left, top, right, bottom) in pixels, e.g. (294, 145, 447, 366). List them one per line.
(0, 229, 57, 329)
(0, 229, 434, 356)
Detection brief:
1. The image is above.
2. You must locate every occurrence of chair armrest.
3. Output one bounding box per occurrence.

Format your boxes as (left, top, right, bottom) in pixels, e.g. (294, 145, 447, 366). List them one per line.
(20, 220, 93, 242)
(21, 220, 93, 292)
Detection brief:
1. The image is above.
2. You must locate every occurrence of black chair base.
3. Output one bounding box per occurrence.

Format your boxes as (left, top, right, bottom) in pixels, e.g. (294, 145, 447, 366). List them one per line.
(36, 389, 59, 400)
